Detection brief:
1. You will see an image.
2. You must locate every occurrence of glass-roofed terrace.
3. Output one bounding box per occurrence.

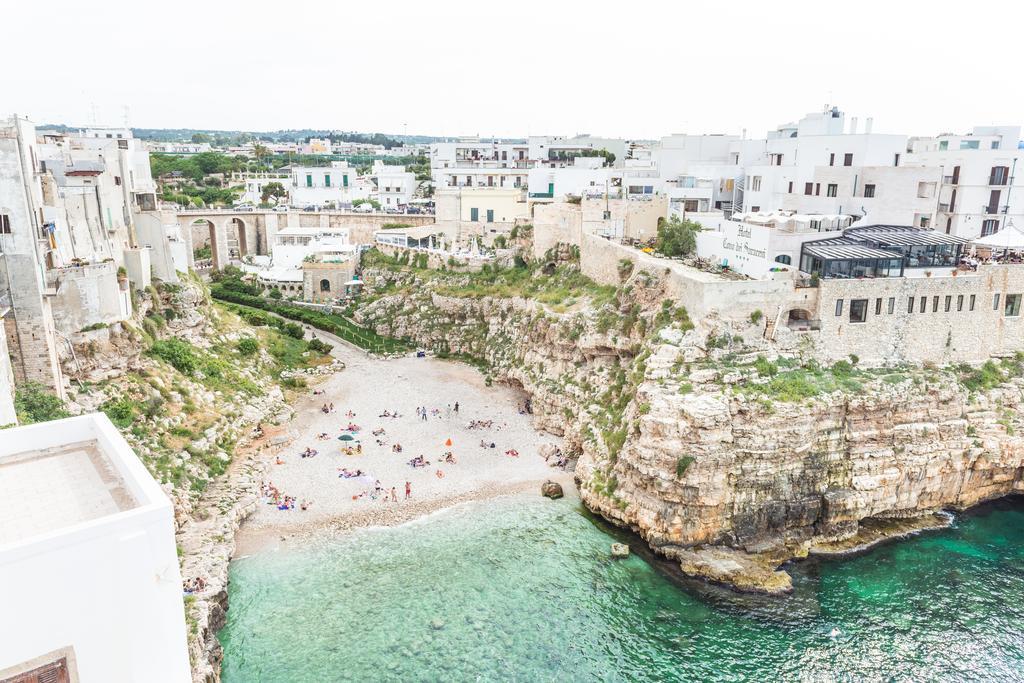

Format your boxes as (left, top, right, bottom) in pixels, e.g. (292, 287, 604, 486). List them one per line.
(799, 226, 970, 279)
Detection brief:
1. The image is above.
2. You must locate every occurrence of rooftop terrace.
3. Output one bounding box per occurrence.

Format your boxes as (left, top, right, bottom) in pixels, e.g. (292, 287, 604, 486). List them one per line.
(0, 440, 137, 545)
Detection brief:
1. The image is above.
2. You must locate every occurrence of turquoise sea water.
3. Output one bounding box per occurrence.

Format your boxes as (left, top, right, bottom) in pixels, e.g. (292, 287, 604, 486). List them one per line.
(219, 495, 1024, 682)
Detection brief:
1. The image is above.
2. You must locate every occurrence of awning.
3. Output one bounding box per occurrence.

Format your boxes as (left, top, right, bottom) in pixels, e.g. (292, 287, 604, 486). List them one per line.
(973, 222, 1024, 250)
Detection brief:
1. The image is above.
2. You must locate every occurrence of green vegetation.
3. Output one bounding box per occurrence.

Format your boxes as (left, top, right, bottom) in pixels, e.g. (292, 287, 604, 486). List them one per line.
(353, 198, 381, 210)
(14, 382, 71, 424)
(381, 222, 413, 230)
(655, 216, 702, 257)
(210, 274, 409, 353)
(101, 397, 136, 428)
(749, 309, 763, 324)
(149, 338, 199, 374)
(260, 181, 287, 205)
(237, 337, 260, 356)
(80, 322, 109, 332)
(676, 456, 695, 478)
(363, 248, 617, 310)
(306, 338, 333, 355)
(954, 357, 1024, 393)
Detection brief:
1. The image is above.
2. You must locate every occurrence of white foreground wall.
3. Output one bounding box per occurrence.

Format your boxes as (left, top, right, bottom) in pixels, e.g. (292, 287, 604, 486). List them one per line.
(0, 415, 191, 683)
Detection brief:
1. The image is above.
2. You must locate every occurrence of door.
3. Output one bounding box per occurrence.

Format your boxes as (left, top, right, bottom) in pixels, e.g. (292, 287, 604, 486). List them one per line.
(486, 209, 494, 223)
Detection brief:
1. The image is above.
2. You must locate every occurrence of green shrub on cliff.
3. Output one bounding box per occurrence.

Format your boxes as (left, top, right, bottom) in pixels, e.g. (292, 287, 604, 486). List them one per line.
(676, 456, 695, 478)
(149, 338, 198, 374)
(14, 382, 71, 424)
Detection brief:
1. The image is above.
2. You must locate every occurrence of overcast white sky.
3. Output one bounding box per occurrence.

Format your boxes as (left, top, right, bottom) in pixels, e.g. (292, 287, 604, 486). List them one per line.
(5, 0, 1022, 140)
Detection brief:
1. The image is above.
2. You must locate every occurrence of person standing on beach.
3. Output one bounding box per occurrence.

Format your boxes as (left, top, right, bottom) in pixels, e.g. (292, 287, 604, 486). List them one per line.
(446, 404, 452, 419)
(454, 402, 459, 415)
(391, 486, 398, 502)
(405, 481, 412, 499)
(421, 407, 428, 422)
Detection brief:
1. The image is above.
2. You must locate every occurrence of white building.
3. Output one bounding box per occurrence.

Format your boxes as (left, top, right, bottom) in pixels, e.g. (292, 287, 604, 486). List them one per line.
(370, 161, 417, 208)
(244, 226, 356, 297)
(289, 162, 365, 208)
(0, 414, 191, 683)
(904, 126, 1024, 238)
(694, 210, 851, 279)
(527, 158, 615, 201)
(430, 138, 533, 190)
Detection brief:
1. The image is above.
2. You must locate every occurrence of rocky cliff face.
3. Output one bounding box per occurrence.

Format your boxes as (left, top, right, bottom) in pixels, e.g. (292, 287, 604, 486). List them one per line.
(354, 260, 1024, 593)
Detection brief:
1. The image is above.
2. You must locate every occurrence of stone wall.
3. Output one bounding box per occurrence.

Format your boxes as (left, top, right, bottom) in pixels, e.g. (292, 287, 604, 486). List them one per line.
(808, 266, 1024, 364)
(49, 262, 132, 335)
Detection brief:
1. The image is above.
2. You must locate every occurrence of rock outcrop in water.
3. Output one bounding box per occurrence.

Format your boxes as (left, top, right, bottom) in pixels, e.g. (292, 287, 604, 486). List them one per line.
(354, 253, 1024, 593)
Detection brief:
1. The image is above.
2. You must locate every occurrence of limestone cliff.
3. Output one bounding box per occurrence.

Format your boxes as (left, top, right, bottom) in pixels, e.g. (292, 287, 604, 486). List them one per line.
(355, 255, 1024, 593)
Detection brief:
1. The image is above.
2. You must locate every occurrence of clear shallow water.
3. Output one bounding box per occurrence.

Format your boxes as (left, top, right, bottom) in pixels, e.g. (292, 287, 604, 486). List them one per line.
(220, 495, 1024, 682)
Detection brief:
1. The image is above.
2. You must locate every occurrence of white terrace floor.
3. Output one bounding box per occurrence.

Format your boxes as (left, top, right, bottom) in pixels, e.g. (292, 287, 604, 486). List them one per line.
(0, 440, 137, 545)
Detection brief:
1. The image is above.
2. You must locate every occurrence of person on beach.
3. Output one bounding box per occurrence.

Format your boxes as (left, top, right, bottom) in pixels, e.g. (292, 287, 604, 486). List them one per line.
(454, 402, 459, 415)
(446, 404, 452, 419)
(391, 487, 398, 502)
(405, 481, 411, 499)
(422, 407, 428, 422)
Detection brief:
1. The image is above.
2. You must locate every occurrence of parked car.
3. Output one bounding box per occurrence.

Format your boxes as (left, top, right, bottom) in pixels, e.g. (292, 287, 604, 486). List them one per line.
(406, 206, 422, 214)
(233, 203, 256, 212)
(303, 204, 318, 212)
(274, 205, 290, 212)
(352, 203, 374, 213)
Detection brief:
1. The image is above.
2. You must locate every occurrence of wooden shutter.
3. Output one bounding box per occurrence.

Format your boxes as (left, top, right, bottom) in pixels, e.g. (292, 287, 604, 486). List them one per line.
(1, 657, 70, 683)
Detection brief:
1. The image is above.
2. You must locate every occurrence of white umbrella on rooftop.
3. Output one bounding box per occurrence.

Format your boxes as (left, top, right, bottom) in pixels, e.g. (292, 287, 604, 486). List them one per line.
(973, 220, 1024, 250)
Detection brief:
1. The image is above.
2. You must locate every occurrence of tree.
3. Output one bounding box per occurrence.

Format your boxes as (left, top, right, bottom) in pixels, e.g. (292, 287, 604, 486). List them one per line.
(191, 133, 211, 144)
(655, 216, 701, 257)
(261, 181, 287, 205)
(252, 144, 271, 167)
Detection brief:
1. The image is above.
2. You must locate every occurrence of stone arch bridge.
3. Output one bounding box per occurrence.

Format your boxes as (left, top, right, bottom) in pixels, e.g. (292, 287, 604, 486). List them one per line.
(175, 209, 436, 270)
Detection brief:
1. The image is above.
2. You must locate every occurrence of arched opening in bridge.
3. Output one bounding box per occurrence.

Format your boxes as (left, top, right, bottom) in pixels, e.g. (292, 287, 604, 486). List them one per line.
(188, 218, 218, 269)
(227, 217, 249, 261)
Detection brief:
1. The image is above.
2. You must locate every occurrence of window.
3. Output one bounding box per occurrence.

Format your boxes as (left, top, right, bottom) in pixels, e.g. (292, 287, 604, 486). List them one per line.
(788, 181, 794, 193)
(815, 183, 821, 196)
(804, 182, 814, 195)
(970, 294, 976, 311)
(945, 295, 952, 312)
(863, 184, 876, 198)
(992, 141, 1000, 150)
(343, 175, 349, 187)
(875, 298, 882, 315)
(324, 174, 331, 187)
(320, 279, 331, 292)
(843, 153, 854, 166)
(908, 297, 915, 313)
(894, 153, 901, 167)
(939, 140, 949, 150)
(114, 176, 122, 186)
(0, 214, 11, 234)
(827, 183, 838, 197)
(919, 296, 927, 313)
(1006, 294, 1022, 317)
(470, 207, 479, 221)
(809, 219, 821, 231)
(750, 176, 762, 191)
(751, 206, 760, 212)
(775, 254, 792, 265)
(888, 297, 895, 314)
(849, 299, 868, 323)
(957, 294, 964, 311)
(306, 174, 313, 187)
(829, 153, 835, 166)
(932, 296, 940, 312)
(486, 209, 494, 223)
(982, 219, 999, 236)
(987, 190, 1001, 213)
(994, 293, 1001, 310)
(835, 299, 844, 317)
(960, 140, 980, 150)
(990, 166, 1009, 186)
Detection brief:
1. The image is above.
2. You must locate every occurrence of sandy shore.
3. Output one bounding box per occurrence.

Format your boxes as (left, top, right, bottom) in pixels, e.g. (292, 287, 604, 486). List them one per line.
(235, 336, 571, 554)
